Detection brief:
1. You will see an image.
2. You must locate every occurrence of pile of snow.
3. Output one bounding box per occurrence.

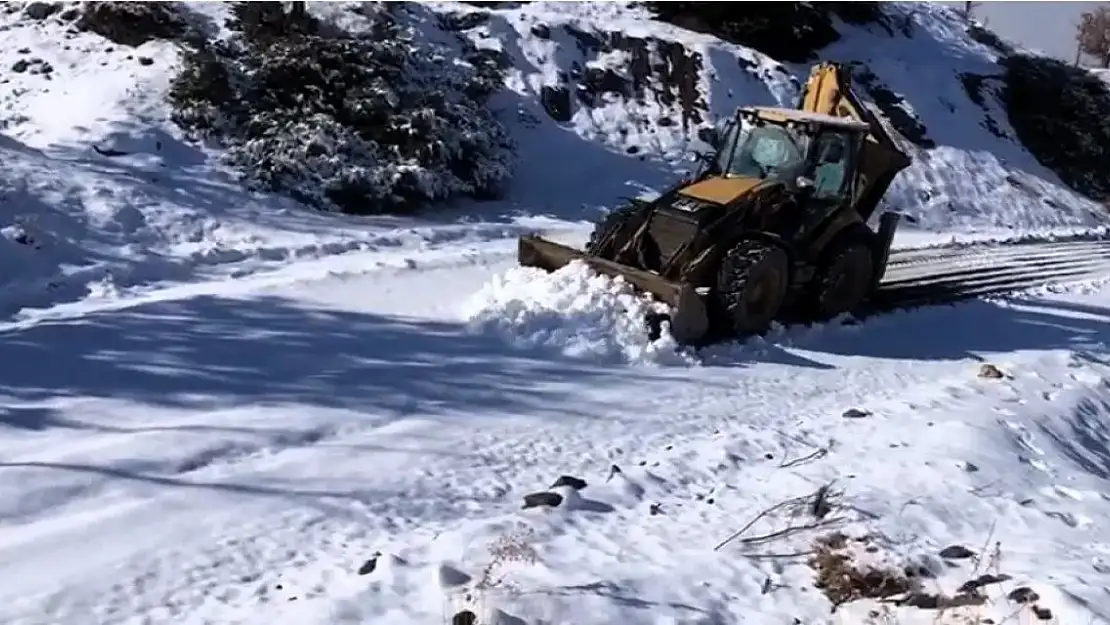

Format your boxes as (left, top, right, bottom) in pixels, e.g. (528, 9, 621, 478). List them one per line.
(462, 261, 696, 365)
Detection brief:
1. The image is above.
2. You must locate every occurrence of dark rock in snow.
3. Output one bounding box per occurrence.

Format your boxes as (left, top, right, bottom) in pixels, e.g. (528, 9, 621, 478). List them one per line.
(540, 85, 573, 122)
(957, 573, 1012, 594)
(522, 491, 563, 509)
(1007, 586, 1040, 604)
(530, 23, 550, 39)
(842, 408, 871, 419)
(357, 553, 380, 576)
(938, 545, 976, 560)
(24, 2, 60, 20)
(12, 59, 30, 73)
(1031, 605, 1053, 621)
(978, 363, 1005, 379)
(550, 475, 587, 490)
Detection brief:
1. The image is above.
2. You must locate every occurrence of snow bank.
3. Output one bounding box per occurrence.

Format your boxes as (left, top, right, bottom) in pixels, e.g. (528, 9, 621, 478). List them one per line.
(462, 261, 697, 365)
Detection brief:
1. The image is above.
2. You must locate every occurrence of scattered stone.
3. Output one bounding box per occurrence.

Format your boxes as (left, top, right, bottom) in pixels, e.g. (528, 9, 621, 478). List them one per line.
(357, 552, 381, 576)
(539, 85, 572, 122)
(437, 564, 472, 588)
(842, 408, 871, 419)
(522, 491, 563, 509)
(978, 363, 1004, 379)
(957, 573, 1012, 594)
(12, 59, 30, 73)
(1007, 586, 1040, 604)
(963, 461, 980, 473)
(530, 23, 550, 39)
(608, 461, 626, 481)
(550, 475, 587, 491)
(1031, 605, 1053, 621)
(24, 2, 60, 20)
(137, 56, 154, 66)
(451, 610, 478, 625)
(17, 47, 30, 54)
(649, 502, 662, 516)
(939, 545, 976, 560)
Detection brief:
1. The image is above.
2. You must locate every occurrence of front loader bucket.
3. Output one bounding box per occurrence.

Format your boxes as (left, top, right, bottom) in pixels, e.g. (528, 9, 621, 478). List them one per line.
(517, 234, 710, 344)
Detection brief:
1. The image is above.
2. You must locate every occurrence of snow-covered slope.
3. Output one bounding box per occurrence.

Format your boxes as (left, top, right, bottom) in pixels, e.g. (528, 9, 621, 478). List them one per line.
(438, 0, 1109, 231)
(0, 3, 534, 319)
(4, 3, 1110, 625)
(3, 0, 1110, 321)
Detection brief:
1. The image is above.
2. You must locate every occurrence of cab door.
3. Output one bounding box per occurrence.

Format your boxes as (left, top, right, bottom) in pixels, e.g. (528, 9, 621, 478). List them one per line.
(794, 129, 860, 248)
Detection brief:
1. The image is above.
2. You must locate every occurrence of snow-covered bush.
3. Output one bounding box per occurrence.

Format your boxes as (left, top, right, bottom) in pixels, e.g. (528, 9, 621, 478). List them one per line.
(644, 2, 886, 63)
(168, 2, 514, 214)
(1002, 53, 1110, 201)
(74, 1, 199, 46)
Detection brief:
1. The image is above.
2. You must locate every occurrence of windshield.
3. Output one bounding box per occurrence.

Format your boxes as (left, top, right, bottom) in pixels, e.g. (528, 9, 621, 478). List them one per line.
(720, 121, 809, 183)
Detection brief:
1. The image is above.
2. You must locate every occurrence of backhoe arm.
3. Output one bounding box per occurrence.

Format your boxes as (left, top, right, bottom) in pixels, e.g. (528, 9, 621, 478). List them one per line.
(797, 62, 913, 222)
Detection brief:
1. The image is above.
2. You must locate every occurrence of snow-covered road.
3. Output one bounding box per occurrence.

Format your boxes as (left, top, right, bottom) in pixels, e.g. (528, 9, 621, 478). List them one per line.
(3, 239, 1110, 625)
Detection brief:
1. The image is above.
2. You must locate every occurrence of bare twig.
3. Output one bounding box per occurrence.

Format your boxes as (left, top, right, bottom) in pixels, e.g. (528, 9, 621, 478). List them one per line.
(715, 483, 843, 552)
(741, 549, 816, 559)
(713, 495, 810, 551)
(779, 446, 829, 468)
(739, 516, 848, 545)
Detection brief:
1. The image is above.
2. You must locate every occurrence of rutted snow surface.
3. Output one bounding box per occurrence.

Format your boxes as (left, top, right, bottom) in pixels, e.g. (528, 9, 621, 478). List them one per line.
(6, 263, 1110, 625)
(463, 261, 695, 365)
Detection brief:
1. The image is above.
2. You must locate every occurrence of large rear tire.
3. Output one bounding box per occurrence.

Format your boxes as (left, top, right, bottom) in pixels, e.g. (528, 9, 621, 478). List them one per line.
(715, 240, 790, 336)
(810, 238, 875, 319)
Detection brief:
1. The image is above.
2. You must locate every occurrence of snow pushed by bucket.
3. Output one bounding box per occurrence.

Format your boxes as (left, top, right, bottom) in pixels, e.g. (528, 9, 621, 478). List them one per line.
(462, 261, 698, 366)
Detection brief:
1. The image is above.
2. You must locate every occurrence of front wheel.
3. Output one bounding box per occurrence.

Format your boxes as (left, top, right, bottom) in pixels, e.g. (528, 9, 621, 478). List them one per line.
(810, 240, 875, 319)
(715, 240, 790, 336)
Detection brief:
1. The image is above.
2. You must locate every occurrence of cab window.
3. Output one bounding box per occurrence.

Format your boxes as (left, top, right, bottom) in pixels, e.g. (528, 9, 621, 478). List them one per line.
(806, 132, 854, 200)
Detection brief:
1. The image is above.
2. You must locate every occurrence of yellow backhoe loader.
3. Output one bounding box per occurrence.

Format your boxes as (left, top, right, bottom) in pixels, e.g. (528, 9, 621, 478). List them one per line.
(517, 61, 914, 344)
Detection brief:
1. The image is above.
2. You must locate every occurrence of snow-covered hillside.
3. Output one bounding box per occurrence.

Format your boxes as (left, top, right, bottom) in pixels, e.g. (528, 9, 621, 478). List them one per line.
(4, 2, 1110, 625)
(436, 0, 1110, 230)
(3, 0, 1110, 320)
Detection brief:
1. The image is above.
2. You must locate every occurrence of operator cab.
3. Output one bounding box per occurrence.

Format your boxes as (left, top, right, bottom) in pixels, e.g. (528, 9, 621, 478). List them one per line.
(714, 106, 870, 203)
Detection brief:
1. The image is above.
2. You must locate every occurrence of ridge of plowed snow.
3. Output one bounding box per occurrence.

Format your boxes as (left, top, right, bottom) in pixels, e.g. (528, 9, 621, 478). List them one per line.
(462, 261, 696, 365)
